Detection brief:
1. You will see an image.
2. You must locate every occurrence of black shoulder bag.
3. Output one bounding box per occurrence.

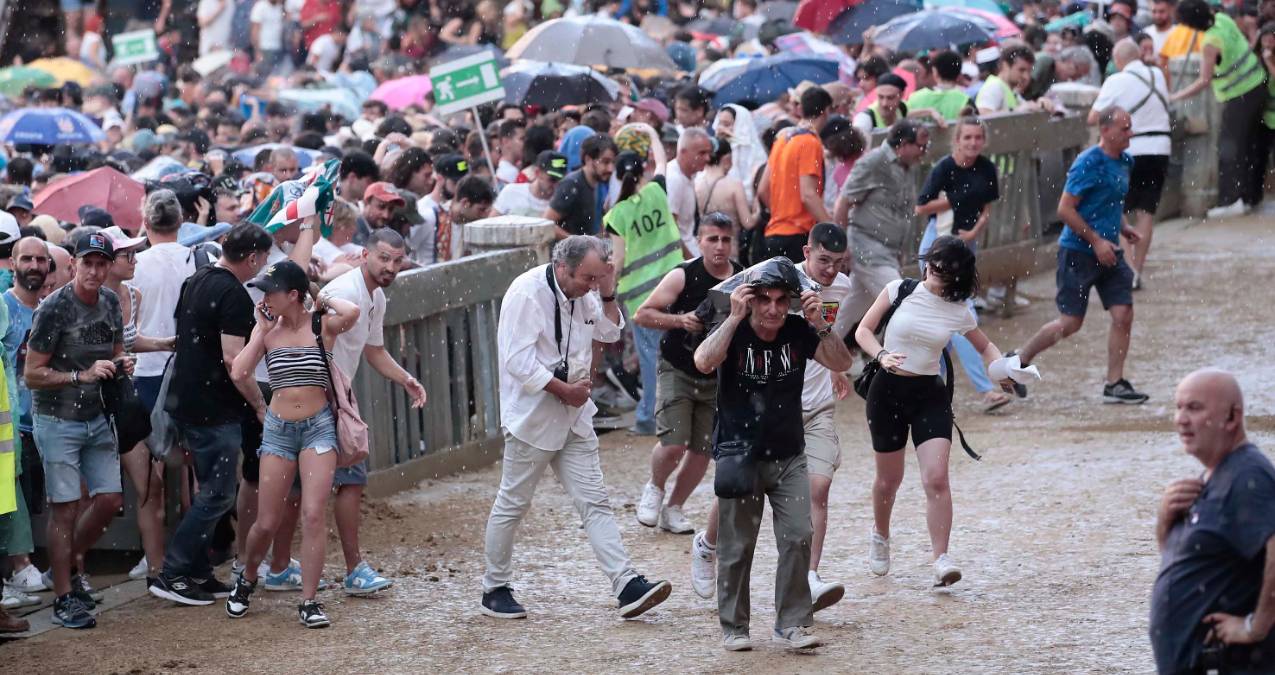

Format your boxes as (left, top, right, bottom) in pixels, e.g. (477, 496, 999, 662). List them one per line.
(853, 278, 919, 399)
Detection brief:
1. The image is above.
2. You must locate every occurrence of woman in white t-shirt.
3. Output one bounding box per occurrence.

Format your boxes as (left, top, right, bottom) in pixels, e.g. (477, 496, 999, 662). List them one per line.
(854, 235, 1013, 589)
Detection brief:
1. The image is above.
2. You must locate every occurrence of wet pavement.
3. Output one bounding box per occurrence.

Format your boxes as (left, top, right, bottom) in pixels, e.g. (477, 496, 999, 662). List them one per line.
(5, 215, 1275, 673)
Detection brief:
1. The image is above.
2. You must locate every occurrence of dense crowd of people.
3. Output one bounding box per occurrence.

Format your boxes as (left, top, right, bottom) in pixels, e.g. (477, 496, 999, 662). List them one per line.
(0, 0, 1271, 671)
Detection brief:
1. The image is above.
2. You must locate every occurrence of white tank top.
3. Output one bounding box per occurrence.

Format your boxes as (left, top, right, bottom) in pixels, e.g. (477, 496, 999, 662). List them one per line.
(882, 280, 978, 376)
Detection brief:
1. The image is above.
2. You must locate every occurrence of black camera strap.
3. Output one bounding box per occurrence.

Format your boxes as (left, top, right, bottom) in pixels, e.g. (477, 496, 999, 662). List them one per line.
(544, 264, 574, 359)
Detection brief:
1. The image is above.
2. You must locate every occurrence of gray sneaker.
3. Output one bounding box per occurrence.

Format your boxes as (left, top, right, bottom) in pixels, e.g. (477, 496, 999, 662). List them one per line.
(772, 626, 822, 650)
(1103, 379, 1149, 405)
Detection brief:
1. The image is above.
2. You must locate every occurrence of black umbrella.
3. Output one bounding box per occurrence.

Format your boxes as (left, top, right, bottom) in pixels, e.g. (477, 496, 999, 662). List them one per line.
(502, 62, 620, 109)
(826, 0, 921, 45)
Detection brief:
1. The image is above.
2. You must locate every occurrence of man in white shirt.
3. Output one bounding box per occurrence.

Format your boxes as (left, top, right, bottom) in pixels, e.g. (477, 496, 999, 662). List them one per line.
(492, 151, 566, 218)
(250, 0, 286, 72)
(1145, 0, 1175, 53)
(319, 229, 426, 596)
(131, 190, 193, 414)
(480, 235, 672, 621)
(1089, 39, 1171, 289)
(494, 119, 526, 188)
(665, 128, 713, 258)
(197, 0, 236, 55)
(306, 24, 347, 73)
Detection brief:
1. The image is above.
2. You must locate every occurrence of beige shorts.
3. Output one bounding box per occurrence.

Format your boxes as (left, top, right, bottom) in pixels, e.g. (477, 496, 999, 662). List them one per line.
(655, 358, 718, 456)
(803, 404, 841, 478)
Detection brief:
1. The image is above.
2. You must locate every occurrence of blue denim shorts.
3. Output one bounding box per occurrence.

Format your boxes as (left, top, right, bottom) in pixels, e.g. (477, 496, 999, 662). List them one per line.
(258, 408, 337, 462)
(332, 459, 367, 487)
(33, 413, 121, 504)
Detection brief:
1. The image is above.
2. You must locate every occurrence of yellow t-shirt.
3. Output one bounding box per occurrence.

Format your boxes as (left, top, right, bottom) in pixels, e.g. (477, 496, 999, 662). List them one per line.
(1160, 24, 1204, 60)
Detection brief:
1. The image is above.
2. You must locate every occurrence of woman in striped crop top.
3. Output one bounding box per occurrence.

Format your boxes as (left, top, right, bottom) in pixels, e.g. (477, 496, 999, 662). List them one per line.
(230, 259, 360, 628)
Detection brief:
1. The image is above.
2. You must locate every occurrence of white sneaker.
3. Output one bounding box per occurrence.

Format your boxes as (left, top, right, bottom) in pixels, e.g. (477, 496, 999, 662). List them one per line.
(808, 570, 845, 613)
(723, 633, 752, 652)
(690, 532, 716, 599)
(658, 505, 694, 534)
(772, 626, 822, 650)
(8, 564, 47, 593)
(868, 531, 890, 576)
(933, 554, 963, 587)
(1207, 198, 1249, 219)
(636, 482, 664, 528)
(128, 557, 149, 581)
(1, 584, 40, 609)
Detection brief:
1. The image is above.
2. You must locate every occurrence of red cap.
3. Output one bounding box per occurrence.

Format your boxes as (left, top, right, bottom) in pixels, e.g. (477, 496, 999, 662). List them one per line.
(364, 181, 405, 206)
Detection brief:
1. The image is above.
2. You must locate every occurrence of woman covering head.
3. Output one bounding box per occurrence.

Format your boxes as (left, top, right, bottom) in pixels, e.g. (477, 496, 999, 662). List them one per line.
(711, 104, 766, 201)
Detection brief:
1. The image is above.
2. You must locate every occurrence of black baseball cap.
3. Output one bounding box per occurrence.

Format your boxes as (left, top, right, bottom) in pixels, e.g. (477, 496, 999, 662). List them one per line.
(6, 194, 32, 212)
(877, 73, 908, 91)
(78, 205, 115, 229)
(75, 231, 116, 260)
(435, 154, 470, 181)
(537, 150, 568, 180)
(247, 260, 310, 295)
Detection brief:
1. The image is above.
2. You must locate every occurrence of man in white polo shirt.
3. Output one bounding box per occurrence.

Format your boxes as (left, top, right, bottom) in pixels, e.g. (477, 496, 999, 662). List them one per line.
(319, 228, 426, 595)
(1090, 38, 1171, 290)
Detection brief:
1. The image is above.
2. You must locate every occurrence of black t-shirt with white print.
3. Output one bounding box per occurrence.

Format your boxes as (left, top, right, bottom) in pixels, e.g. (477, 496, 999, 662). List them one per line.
(713, 314, 821, 462)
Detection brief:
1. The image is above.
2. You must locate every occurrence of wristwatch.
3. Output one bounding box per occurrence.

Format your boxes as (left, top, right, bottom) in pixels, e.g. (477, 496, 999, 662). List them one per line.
(876, 349, 889, 362)
(600, 295, 617, 303)
(816, 325, 833, 339)
(71, 370, 80, 385)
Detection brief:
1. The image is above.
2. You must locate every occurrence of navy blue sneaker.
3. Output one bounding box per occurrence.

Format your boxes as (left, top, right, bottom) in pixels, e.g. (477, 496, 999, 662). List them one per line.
(617, 575, 671, 619)
(480, 586, 527, 619)
(52, 594, 96, 629)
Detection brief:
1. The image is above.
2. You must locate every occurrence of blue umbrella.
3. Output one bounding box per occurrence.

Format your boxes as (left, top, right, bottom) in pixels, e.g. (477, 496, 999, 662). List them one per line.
(826, 0, 921, 46)
(701, 53, 841, 107)
(0, 107, 104, 145)
(277, 86, 364, 121)
(924, 0, 1004, 14)
(231, 144, 324, 169)
(870, 9, 994, 51)
(502, 62, 619, 109)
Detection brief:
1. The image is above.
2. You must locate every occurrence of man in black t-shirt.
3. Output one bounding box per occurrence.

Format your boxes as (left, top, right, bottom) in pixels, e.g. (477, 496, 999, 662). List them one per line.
(693, 272, 852, 652)
(149, 224, 273, 607)
(544, 134, 617, 239)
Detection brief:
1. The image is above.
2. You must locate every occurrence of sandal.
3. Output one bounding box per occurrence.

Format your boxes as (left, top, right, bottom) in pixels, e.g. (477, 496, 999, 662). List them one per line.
(980, 391, 1011, 414)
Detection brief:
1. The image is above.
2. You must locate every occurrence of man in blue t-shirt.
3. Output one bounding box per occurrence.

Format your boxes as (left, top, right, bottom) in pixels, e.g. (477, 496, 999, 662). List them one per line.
(1150, 369, 1275, 673)
(1014, 107, 1150, 404)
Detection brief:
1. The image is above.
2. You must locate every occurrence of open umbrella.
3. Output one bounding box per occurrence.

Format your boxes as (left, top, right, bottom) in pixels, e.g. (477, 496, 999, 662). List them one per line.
(502, 62, 619, 109)
(794, 0, 858, 33)
(506, 15, 680, 71)
(689, 16, 742, 36)
(231, 144, 324, 170)
(939, 6, 1021, 37)
(924, 0, 1006, 14)
(702, 52, 841, 107)
(870, 10, 994, 51)
(0, 66, 56, 98)
(0, 107, 104, 145)
(27, 57, 101, 86)
(278, 86, 364, 120)
(34, 167, 145, 232)
(370, 75, 433, 110)
(826, 0, 921, 45)
(430, 43, 509, 69)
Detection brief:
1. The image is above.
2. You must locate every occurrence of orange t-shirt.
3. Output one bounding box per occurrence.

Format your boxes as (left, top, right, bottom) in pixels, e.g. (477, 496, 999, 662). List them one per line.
(765, 128, 825, 237)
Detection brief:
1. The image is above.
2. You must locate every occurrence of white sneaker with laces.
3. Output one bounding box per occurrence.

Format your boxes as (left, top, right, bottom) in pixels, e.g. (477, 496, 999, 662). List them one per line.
(9, 564, 47, 593)
(933, 554, 963, 587)
(869, 531, 891, 576)
(690, 532, 716, 599)
(128, 557, 149, 581)
(772, 626, 822, 650)
(723, 633, 752, 652)
(808, 570, 845, 613)
(658, 505, 694, 534)
(2, 584, 41, 609)
(1207, 199, 1249, 220)
(636, 482, 663, 528)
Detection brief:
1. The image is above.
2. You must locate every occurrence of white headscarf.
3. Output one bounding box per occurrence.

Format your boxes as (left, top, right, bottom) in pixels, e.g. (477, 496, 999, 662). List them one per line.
(713, 104, 767, 202)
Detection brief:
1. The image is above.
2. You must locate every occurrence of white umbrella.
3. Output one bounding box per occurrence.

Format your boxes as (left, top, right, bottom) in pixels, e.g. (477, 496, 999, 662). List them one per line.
(505, 15, 679, 71)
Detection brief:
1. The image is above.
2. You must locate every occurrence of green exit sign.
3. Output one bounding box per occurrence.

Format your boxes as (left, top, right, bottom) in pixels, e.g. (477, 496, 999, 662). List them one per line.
(429, 52, 505, 116)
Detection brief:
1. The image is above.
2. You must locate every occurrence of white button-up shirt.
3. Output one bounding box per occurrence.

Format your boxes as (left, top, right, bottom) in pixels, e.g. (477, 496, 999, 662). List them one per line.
(498, 263, 623, 451)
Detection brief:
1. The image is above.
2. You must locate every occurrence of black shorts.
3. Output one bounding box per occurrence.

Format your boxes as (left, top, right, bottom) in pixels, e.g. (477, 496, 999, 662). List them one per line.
(1055, 247, 1134, 318)
(1123, 154, 1169, 215)
(764, 233, 807, 263)
(19, 430, 44, 515)
(865, 371, 952, 452)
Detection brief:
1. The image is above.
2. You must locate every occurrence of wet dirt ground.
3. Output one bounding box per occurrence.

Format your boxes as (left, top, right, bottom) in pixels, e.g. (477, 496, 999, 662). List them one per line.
(4, 215, 1275, 674)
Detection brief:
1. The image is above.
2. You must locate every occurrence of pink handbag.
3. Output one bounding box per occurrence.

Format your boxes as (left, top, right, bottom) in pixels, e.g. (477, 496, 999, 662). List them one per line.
(315, 331, 369, 469)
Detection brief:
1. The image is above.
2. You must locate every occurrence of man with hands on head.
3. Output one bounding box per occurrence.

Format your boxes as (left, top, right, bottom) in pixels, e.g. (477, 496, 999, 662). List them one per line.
(480, 235, 672, 623)
(1150, 369, 1275, 673)
(693, 265, 852, 653)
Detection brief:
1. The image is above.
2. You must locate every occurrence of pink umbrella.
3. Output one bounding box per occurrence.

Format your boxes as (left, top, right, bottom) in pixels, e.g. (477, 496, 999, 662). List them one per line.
(370, 75, 434, 110)
(947, 7, 1021, 39)
(33, 166, 145, 233)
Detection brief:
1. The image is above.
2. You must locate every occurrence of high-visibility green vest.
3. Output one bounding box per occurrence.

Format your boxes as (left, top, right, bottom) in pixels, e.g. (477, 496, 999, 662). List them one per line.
(1206, 13, 1265, 102)
(1266, 76, 1275, 129)
(604, 180, 684, 315)
(906, 87, 972, 120)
